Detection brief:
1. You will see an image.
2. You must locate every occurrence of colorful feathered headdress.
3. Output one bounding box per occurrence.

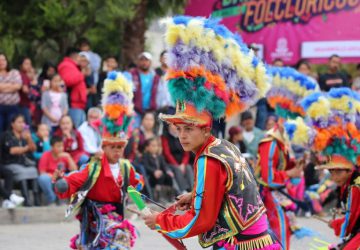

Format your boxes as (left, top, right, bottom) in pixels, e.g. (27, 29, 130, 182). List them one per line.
(266, 67, 318, 120)
(159, 16, 269, 126)
(97, 71, 134, 146)
(285, 87, 360, 169)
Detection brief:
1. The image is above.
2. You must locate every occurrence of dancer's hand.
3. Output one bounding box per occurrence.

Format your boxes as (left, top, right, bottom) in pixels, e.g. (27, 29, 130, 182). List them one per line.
(143, 211, 160, 230)
(175, 192, 192, 211)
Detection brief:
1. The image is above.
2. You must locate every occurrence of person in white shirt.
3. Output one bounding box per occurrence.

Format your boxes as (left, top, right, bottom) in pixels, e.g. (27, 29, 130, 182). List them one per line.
(78, 107, 102, 157)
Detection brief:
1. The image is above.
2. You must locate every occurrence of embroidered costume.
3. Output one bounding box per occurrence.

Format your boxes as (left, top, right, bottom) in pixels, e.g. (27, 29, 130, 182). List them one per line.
(153, 16, 280, 250)
(256, 67, 318, 249)
(285, 88, 360, 250)
(55, 72, 143, 250)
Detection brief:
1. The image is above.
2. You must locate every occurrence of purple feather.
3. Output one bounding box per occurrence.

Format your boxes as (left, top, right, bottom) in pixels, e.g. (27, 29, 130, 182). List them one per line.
(104, 92, 130, 106)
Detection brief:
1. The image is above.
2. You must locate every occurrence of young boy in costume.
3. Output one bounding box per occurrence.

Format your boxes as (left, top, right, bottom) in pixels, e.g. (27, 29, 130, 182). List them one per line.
(285, 88, 360, 250)
(142, 16, 280, 250)
(54, 72, 143, 250)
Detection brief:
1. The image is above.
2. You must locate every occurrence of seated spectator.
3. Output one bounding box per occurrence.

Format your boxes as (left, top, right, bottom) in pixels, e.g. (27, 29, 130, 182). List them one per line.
(0, 167, 25, 209)
(54, 115, 89, 167)
(38, 136, 77, 205)
(142, 137, 176, 200)
(78, 107, 102, 157)
(241, 111, 264, 157)
(38, 61, 57, 92)
(41, 74, 68, 132)
(161, 123, 193, 193)
(0, 52, 22, 132)
(125, 110, 157, 161)
(0, 114, 39, 206)
(265, 115, 278, 131)
(228, 126, 247, 153)
(32, 123, 51, 161)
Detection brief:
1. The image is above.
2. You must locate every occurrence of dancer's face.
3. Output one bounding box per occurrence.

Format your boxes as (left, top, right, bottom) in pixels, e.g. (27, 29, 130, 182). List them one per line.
(175, 124, 210, 153)
(330, 169, 352, 186)
(103, 144, 124, 164)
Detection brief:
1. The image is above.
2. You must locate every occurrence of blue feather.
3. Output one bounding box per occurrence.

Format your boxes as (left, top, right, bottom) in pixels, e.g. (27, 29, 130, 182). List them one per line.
(301, 92, 323, 111)
(284, 122, 296, 140)
(107, 71, 117, 80)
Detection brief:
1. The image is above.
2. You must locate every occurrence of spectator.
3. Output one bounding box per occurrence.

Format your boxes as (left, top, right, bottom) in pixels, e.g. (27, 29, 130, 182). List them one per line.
(248, 43, 260, 57)
(96, 55, 119, 105)
(125, 110, 157, 162)
(41, 74, 68, 132)
(54, 115, 89, 167)
(319, 54, 348, 91)
(265, 115, 278, 131)
(155, 50, 168, 77)
(161, 123, 194, 193)
(0, 167, 24, 209)
(58, 47, 87, 128)
(228, 126, 247, 153)
(78, 38, 101, 86)
(38, 136, 77, 205)
(295, 59, 319, 86)
(273, 58, 284, 67)
(18, 56, 33, 125)
(141, 137, 175, 200)
(27, 67, 42, 126)
(351, 63, 360, 93)
(130, 52, 161, 125)
(241, 111, 264, 157)
(0, 114, 39, 206)
(38, 62, 57, 91)
(78, 107, 102, 156)
(79, 51, 97, 109)
(32, 123, 51, 161)
(0, 52, 22, 131)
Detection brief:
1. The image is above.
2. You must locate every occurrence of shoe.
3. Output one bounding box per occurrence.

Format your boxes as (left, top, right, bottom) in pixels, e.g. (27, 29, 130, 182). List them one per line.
(2, 200, 16, 209)
(9, 194, 25, 206)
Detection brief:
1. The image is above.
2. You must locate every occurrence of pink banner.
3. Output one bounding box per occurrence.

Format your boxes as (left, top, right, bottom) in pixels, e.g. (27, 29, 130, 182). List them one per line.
(185, 0, 360, 65)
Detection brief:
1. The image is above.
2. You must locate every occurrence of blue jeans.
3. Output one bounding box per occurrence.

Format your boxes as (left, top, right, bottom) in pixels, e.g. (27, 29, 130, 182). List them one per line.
(38, 174, 56, 204)
(0, 105, 20, 132)
(68, 108, 86, 129)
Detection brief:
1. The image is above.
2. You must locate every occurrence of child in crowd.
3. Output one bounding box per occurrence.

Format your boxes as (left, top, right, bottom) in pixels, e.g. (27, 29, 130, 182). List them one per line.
(38, 136, 77, 205)
(27, 67, 42, 125)
(32, 123, 51, 161)
(141, 137, 176, 200)
(41, 74, 68, 132)
(54, 115, 89, 167)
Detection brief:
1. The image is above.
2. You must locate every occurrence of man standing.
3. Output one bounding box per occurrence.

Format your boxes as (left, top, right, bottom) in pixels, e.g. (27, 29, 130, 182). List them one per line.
(142, 16, 279, 250)
(319, 54, 348, 92)
(58, 48, 87, 128)
(130, 52, 160, 120)
(240, 111, 264, 158)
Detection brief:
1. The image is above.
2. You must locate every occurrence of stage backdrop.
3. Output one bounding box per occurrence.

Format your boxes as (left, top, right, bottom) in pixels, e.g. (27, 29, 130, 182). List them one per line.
(185, 0, 360, 65)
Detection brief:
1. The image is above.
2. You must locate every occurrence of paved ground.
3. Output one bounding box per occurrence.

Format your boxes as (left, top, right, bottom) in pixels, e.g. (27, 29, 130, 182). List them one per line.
(0, 216, 339, 250)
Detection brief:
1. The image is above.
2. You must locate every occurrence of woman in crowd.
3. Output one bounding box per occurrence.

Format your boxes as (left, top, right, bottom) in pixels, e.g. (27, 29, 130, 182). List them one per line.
(54, 115, 88, 167)
(228, 126, 247, 153)
(0, 114, 40, 206)
(38, 61, 57, 91)
(18, 56, 33, 125)
(0, 52, 22, 131)
(162, 123, 194, 193)
(41, 74, 68, 132)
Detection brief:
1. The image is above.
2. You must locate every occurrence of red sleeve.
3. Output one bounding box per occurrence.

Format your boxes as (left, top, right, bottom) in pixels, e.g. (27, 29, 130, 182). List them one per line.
(155, 157, 227, 238)
(38, 152, 49, 174)
(55, 166, 90, 199)
(128, 163, 144, 190)
(258, 140, 289, 188)
(330, 185, 360, 237)
(76, 130, 85, 153)
(58, 62, 84, 88)
(161, 136, 179, 166)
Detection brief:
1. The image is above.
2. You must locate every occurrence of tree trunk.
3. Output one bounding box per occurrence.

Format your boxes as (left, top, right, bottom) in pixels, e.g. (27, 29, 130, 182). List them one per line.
(121, 0, 148, 67)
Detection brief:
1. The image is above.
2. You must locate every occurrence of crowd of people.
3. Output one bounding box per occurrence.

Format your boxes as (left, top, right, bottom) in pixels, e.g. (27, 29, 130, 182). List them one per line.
(0, 37, 359, 212)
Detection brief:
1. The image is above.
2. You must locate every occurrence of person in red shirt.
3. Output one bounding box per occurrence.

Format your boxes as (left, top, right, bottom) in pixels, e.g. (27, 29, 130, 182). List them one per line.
(57, 47, 87, 128)
(142, 16, 279, 250)
(54, 71, 143, 250)
(37, 136, 77, 205)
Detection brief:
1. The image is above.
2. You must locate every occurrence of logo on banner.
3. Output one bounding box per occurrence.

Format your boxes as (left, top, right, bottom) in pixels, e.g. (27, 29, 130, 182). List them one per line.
(211, 0, 360, 33)
(271, 38, 293, 61)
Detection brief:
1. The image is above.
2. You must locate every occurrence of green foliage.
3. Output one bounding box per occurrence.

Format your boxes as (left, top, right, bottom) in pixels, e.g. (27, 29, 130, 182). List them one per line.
(0, 0, 186, 67)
